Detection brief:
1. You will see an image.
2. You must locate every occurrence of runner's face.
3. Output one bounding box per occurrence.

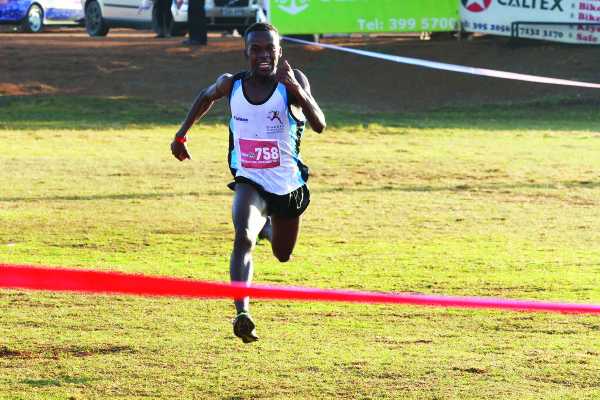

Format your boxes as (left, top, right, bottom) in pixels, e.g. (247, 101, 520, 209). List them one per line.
(246, 31, 282, 78)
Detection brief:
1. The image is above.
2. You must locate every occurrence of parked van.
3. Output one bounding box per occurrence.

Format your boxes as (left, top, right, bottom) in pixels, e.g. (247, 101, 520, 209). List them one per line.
(0, 0, 83, 32)
(82, 0, 265, 37)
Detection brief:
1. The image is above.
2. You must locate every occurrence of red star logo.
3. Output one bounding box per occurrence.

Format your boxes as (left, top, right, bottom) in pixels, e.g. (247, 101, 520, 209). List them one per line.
(462, 0, 492, 12)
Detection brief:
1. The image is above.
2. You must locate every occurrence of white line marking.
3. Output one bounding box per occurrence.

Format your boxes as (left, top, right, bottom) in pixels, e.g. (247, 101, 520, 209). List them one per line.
(283, 37, 600, 89)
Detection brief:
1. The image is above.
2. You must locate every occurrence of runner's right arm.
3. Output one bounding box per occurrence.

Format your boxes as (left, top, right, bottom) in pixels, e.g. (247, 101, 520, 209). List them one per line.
(171, 74, 233, 161)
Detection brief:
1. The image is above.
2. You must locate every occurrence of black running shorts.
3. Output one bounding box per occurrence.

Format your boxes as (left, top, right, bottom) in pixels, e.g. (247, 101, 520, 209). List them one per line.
(232, 176, 310, 219)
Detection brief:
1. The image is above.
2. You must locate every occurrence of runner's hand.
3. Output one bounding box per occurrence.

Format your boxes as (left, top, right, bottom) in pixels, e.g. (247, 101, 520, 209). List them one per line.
(171, 139, 192, 161)
(275, 60, 300, 91)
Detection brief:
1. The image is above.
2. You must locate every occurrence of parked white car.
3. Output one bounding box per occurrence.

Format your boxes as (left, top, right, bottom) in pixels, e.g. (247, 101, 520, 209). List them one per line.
(82, 0, 265, 37)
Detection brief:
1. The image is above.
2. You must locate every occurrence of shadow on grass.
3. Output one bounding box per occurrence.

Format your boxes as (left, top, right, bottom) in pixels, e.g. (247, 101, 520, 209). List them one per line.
(14, 345, 128, 387)
(0, 190, 229, 203)
(0, 95, 227, 130)
(1, 181, 597, 203)
(22, 375, 97, 387)
(325, 96, 600, 131)
(2, 344, 135, 360)
(22, 378, 62, 388)
(315, 179, 600, 194)
(1, 95, 599, 131)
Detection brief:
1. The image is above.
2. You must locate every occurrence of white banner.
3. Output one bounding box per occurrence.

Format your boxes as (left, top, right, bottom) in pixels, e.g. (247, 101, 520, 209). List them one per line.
(460, 0, 600, 44)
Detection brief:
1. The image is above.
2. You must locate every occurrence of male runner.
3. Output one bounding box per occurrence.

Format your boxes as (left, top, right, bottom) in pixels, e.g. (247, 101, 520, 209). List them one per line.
(171, 22, 326, 343)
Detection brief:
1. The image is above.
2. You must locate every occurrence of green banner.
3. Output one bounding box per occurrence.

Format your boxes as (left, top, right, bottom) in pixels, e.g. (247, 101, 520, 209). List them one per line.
(269, 0, 460, 34)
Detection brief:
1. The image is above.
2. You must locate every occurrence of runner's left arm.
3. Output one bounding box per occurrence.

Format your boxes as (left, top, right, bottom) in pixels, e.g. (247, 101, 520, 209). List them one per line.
(171, 74, 233, 161)
(276, 60, 326, 133)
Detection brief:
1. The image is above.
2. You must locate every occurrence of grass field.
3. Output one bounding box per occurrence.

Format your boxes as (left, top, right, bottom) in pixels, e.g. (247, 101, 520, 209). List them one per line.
(1, 95, 600, 399)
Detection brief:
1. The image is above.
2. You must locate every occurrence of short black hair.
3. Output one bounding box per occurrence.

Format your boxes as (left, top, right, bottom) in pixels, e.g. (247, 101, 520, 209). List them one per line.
(244, 22, 279, 42)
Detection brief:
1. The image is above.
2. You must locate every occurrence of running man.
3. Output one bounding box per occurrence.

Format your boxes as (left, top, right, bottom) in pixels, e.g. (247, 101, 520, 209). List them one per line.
(171, 22, 326, 343)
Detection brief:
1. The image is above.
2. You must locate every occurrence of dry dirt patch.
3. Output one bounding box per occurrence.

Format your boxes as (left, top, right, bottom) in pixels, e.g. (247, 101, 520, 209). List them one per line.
(1, 29, 599, 111)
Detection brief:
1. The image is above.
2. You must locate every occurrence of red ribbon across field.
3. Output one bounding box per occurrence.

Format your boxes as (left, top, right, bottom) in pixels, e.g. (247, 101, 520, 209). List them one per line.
(1, 263, 600, 315)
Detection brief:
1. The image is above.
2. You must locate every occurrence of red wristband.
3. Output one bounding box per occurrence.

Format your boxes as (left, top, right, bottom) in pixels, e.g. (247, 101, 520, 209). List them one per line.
(175, 136, 187, 144)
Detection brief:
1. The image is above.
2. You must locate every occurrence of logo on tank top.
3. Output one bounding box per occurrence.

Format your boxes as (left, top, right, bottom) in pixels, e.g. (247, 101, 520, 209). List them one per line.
(266, 110, 285, 134)
(234, 115, 249, 122)
(268, 110, 283, 124)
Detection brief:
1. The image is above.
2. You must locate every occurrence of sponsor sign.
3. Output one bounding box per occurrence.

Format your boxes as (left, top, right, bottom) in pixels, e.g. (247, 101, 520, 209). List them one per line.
(461, 0, 600, 44)
(269, 0, 459, 34)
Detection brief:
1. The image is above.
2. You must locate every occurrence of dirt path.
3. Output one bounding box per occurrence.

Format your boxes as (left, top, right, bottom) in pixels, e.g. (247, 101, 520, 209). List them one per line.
(2, 29, 599, 111)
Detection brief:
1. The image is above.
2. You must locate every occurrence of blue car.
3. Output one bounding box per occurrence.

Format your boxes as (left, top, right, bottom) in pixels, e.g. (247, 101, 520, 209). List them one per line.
(0, 0, 83, 32)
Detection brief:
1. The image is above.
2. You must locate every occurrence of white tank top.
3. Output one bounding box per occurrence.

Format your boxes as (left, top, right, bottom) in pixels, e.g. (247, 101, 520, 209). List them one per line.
(228, 73, 307, 195)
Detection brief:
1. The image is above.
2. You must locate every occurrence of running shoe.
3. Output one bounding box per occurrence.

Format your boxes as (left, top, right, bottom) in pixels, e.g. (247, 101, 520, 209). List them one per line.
(232, 312, 259, 343)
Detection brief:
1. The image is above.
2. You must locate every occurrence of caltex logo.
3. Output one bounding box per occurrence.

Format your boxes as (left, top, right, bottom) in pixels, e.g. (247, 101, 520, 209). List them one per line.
(275, 0, 309, 15)
(461, 0, 492, 12)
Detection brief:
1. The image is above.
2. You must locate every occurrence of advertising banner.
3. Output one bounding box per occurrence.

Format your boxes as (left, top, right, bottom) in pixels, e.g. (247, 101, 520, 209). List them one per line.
(460, 0, 600, 44)
(268, 0, 459, 34)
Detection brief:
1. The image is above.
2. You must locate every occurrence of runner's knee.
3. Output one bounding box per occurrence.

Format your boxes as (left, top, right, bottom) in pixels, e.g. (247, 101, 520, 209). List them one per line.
(233, 229, 255, 254)
(275, 253, 291, 263)
(273, 248, 292, 263)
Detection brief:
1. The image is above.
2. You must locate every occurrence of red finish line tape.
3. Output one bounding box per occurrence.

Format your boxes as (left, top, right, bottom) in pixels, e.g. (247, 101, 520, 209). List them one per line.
(2, 263, 600, 315)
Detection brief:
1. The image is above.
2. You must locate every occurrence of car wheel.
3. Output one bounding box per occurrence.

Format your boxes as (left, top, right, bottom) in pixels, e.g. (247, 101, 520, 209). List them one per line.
(85, 0, 109, 37)
(20, 4, 44, 33)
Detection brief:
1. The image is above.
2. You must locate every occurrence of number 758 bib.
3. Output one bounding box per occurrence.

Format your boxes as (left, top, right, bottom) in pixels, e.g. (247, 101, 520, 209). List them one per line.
(239, 138, 281, 169)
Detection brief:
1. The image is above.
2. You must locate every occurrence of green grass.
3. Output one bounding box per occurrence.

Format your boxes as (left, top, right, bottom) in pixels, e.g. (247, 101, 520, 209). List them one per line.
(1, 95, 600, 399)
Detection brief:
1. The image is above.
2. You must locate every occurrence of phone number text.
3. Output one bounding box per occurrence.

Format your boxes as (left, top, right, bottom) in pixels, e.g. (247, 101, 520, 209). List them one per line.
(357, 17, 458, 32)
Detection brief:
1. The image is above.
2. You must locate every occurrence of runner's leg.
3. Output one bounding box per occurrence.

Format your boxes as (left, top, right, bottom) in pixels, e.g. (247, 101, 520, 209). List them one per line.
(258, 217, 272, 241)
(230, 183, 268, 314)
(270, 216, 301, 262)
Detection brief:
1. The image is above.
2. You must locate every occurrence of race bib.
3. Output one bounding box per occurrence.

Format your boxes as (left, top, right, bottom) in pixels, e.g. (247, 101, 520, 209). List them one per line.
(239, 138, 281, 169)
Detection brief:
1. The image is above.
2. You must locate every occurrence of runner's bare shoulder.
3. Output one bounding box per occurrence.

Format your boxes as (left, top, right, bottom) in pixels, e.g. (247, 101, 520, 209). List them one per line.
(214, 73, 235, 98)
(292, 69, 311, 91)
